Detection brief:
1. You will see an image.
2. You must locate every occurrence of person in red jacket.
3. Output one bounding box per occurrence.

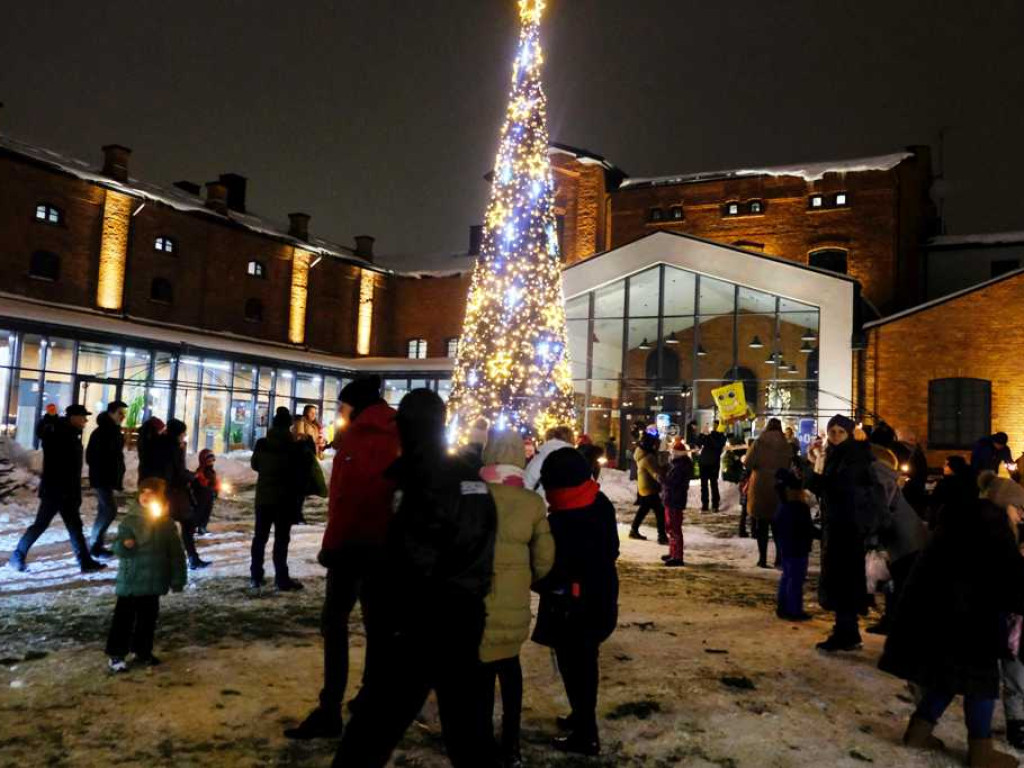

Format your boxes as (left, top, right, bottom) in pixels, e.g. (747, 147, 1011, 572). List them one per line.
(285, 375, 400, 741)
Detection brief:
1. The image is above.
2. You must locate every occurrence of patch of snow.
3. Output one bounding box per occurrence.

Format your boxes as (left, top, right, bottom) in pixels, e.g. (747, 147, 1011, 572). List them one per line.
(928, 231, 1024, 247)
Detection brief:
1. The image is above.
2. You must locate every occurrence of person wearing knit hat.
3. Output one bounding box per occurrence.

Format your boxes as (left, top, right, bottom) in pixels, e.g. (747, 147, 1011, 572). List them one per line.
(880, 466, 1024, 765)
(286, 375, 398, 742)
(630, 432, 667, 543)
(534, 448, 619, 756)
(807, 413, 879, 653)
(661, 439, 693, 567)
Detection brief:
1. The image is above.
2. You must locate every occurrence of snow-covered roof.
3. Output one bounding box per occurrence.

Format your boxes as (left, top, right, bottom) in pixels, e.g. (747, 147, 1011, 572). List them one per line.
(0, 293, 453, 374)
(0, 132, 388, 274)
(620, 151, 914, 189)
(548, 143, 621, 172)
(927, 231, 1024, 248)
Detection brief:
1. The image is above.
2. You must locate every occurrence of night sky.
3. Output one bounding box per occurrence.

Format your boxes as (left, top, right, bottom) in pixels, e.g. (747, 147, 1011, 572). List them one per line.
(2, 1, 1021, 263)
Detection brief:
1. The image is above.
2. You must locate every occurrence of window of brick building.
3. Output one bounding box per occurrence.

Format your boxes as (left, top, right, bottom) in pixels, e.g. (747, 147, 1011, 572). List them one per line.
(809, 249, 848, 275)
(928, 378, 991, 449)
(809, 195, 824, 209)
(991, 259, 1021, 279)
(669, 205, 684, 221)
(247, 260, 266, 278)
(244, 298, 263, 322)
(34, 204, 61, 225)
(724, 202, 740, 217)
(407, 339, 428, 359)
(155, 236, 176, 254)
(749, 200, 764, 214)
(834, 193, 849, 207)
(446, 337, 459, 358)
(28, 251, 60, 281)
(150, 278, 173, 304)
(648, 207, 664, 223)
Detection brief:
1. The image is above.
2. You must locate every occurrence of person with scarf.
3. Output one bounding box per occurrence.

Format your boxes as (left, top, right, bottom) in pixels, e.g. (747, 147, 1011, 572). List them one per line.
(478, 430, 555, 768)
(287, 375, 399, 741)
(190, 449, 220, 536)
(808, 414, 883, 652)
(333, 388, 496, 767)
(533, 448, 619, 756)
(880, 474, 1024, 767)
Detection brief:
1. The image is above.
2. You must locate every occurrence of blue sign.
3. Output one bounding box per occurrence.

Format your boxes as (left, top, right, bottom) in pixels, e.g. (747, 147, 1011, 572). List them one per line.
(798, 419, 817, 456)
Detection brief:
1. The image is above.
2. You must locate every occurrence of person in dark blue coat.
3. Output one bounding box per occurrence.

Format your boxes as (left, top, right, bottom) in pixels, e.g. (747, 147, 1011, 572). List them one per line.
(972, 432, 1012, 476)
(661, 439, 693, 566)
(773, 469, 816, 621)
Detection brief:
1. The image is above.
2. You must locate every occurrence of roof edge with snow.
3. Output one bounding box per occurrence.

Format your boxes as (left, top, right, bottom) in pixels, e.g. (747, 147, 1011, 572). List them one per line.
(927, 231, 1024, 249)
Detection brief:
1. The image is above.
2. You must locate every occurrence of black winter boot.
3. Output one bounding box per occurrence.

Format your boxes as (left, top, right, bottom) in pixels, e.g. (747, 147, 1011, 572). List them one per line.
(284, 707, 343, 740)
(1006, 719, 1024, 750)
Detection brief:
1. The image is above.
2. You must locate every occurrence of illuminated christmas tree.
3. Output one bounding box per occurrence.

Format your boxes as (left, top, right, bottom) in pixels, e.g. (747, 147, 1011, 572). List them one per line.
(447, 0, 575, 442)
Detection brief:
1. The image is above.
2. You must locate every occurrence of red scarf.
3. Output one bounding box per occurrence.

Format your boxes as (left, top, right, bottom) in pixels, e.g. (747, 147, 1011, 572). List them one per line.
(546, 479, 600, 511)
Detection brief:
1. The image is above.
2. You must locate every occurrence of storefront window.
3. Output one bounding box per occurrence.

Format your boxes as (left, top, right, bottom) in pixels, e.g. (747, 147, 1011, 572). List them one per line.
(275, 369, 295, 414)
(567, 319, 589, 381)
(198, 359, 230, 453)
(628, 268, 660, 317)
(77, 342, 122, 378)
(437, 378, 453, 402)
(14, 365, 41, 449)
(591, 320, 624, 381)
(663, 267, 696, 316)
(174, 358, 202, 449)
(593, 281, 624, 318)
(383, 379, 408, 406)
(0, 332, 15, 436)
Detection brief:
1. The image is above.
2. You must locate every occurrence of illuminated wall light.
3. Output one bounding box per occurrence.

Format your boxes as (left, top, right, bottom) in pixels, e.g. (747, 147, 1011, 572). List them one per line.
(96, 190, 133, 310)
(288, 249, 311, 345)
(356, 269, 375, 356)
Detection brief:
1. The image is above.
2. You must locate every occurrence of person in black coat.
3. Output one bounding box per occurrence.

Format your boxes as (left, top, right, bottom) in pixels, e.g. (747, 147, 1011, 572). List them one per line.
(808, 414, 883, 652)
(86, 400, 127, 558)
(928, 455, 976, 529)
(333, 389, 497, 768)
(136, 416, 167, 483)
(697, 422, 727, 512)
(9, 405, 106, 573)
(774, 469, 816, 621)
(879, 479, 1024, 767)
(156, 419, 207, 570)
(972, 432, 1012, 477)
(533, 447, 620, 757)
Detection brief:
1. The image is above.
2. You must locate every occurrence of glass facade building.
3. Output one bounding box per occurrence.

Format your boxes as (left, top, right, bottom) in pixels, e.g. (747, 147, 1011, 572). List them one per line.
(564, 263, 821, 451)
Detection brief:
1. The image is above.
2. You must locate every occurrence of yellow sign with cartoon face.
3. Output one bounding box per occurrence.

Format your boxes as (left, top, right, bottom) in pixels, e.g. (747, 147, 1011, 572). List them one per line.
(712, 382, 755, 426)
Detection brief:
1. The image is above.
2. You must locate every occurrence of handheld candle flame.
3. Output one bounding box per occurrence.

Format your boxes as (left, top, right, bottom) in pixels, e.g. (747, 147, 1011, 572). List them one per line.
(221, 481, 233, 495)
(148, 501, 164, 519)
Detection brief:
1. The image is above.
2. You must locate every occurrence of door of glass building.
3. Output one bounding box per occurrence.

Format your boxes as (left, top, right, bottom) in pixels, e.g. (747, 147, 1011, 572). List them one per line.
(76, 376, 121, 445)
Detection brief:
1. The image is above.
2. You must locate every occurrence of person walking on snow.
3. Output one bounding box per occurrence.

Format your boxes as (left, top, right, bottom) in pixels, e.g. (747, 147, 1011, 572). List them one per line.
(697, 421, 727, 512)
(630, 432, 667, 543)
(523, 425, 574, 496)
(286, 375, 400, 741)
(333, 388, 496, 767)
(661, 438, 692, 567)
(9, 404, 107, 573)
(105, 477, 186, 672)
(745, 418, 793, 569)
(478, 429, 555, 768)
(86, 399, 128, 558)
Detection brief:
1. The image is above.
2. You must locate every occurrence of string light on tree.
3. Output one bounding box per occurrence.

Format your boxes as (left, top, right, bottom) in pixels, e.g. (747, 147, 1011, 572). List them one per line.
(447, 0, 575, 441)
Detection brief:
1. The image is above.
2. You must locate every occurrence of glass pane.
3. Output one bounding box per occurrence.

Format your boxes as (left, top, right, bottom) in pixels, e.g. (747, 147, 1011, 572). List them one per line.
(738, 286, 777, 315)
(661, 316, 696, 382)
(589, 379, 621, 410)
(276, 369, 294, 411)
(154, 351, 175, 382)
(695, 312, 735, 380)
(202, 359, 231, 391)
(43, 337, 74, 373)
(229, 396, 254, 451)
(565, 294, 589, 320)
(198, 389, 227, 453)
(42, 369, 72, 414)
(13, 365, 39, 449)
(146, 384, 172, 424)
(628, 268, 660, 317)
(0, 333, 14, 435)
(409, 379, 428, 391)
(698, 275, 735, 316)
(121, 380, 148, 436)
(437, 378, 453, 402)
(663, 267, 696, 316)
(626, 318, 659, 380)
(567, 319, 589, 381)
(259, 368, 274, 396)
(78, 379, 118, 447)
(233, 363, 257, 392)
(123, 348, 151, 386)
(296, 372, 321, 402)
(324, 376, 342, 404)
(572, 382, 587, 416)
(779, 297, 816, 313)
(591, 320, 624, 381)
(594, 281, 625, 318)
(19, 334, 45, 371)
(78, 341, 123, 378)
(695, 379, 729, 411)
(383, 379, 408, 406)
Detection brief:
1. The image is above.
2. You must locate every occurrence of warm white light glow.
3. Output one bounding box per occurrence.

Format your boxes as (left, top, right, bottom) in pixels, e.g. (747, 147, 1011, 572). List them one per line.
(356, 270, 375, 356)
(288, 250, 311, 344)
(148, 501, 164, 519)
(97, 190, 133, 310)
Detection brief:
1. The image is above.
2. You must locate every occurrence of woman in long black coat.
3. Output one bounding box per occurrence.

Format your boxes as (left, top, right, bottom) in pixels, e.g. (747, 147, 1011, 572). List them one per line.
(534, 448, 619, 757)
(808, 414, 882, 652)
(879, 476, 1024, 767)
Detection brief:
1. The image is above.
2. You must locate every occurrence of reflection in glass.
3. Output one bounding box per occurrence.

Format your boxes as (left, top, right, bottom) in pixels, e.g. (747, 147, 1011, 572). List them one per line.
(628, 268, 660, 317)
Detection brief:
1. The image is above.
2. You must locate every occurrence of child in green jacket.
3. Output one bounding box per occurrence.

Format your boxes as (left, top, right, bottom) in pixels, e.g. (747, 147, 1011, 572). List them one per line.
(105, 477, 187, 672)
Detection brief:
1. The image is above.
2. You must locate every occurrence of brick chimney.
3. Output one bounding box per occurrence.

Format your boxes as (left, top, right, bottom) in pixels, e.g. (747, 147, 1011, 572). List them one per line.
(204, 181, 228, 214)
(354, 235, 375, 261)
(288, 212, 310, 241)
(469, 225, 484, 256)
(218, 173, 247, 213)
(101, 144, 132, 182)
(173, 180, 201, 196)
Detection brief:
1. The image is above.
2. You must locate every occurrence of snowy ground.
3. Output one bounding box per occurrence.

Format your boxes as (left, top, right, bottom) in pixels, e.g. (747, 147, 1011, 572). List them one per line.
(0, 467, 1014, 767)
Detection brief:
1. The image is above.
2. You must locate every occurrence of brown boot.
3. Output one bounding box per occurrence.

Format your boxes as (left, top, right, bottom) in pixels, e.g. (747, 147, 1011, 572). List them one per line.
(967, 738, 1019, 767)
(903, 715, 945, 751)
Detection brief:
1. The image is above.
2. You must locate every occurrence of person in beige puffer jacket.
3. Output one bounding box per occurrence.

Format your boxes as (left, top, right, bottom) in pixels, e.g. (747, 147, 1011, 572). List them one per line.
(479, 430, 556, 766)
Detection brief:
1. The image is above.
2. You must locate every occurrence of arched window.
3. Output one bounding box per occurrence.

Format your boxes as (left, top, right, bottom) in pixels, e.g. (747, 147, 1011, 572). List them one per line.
(809, 249, 848, 275)
(155, 236, 176, 254)
(929, 378, 991, 449)
(34, 203, 61, 225)
(647, 207, 664, 223)
(29, 251, 60, 281)
(407, 339, 428, 359)
(244, 298, 263, 322)
(446, 337, 459, 358)
(247, 260, 266, 278)
(150, 278, 173, 304)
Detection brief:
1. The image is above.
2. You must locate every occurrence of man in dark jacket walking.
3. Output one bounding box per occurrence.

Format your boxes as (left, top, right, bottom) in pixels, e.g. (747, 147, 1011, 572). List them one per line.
(8, 405, 106, 573)
(86, 400, 127, 558)
(698, 422, 727, 512)
(333, 388, 497, 768)
(287, 375, 400, 741)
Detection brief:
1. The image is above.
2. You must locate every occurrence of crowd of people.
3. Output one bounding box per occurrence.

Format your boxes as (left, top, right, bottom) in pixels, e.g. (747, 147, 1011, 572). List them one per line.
(9, 386, 1024, 766)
